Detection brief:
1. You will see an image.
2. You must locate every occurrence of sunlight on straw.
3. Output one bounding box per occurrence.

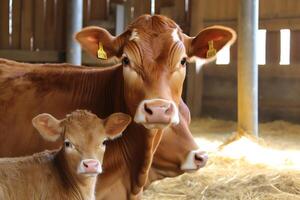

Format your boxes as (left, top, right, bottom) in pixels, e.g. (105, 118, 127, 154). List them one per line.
(195, 136, 300, 170)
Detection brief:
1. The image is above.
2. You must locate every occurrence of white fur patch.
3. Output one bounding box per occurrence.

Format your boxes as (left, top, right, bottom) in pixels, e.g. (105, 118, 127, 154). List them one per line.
(172, 29, 180, 42)
(180, 150, 199, 170)
(129, 29, 139, 41)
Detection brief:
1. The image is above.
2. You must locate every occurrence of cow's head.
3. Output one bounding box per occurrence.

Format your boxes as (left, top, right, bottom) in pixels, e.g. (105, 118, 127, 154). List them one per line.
(76, 15, 236, 130)
(148, 100, 207, 183)
(32, 110, 131, 177)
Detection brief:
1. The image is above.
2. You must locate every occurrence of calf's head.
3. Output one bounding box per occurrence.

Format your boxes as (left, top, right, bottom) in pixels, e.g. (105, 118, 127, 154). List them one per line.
(32, 110, 131, 177)
(76, 15, 236, 129)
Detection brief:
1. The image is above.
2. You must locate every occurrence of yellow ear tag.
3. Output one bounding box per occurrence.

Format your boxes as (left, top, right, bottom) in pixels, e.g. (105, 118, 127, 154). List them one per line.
(97, 42, 107, 60)
(206, 40, 217, 58)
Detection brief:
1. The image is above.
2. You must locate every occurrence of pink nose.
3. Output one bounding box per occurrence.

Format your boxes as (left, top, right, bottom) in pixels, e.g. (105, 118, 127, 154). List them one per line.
(82, 160, 99, 173)
(143, 101, 175, 124)
(194, 152, 208, 168)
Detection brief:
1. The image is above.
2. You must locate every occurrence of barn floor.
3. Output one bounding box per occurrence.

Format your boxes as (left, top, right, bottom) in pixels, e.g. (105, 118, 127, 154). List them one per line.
(143, 118, 300, 200)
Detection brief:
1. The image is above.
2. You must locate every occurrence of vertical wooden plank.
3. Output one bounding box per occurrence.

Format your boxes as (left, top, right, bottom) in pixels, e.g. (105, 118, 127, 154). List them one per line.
(290, 31, 300, 64)
(0, 0, 10, 49)
(266, 31, 280, 65)
(11, 0, 21, 49)
(45, 0, 56, 50)
(34, 0, 46, 50)
(144, 0, 151, 14)
(174, 0, 185, 25)
(134, 0, 151, 18)
(90, 0, 107, 20)
(21, 0, 34, 50)
(230, 42, 238, 65)
(83, 0, 90, 26)
(55, 0, 65, 51)
(186, 0, 204, 116)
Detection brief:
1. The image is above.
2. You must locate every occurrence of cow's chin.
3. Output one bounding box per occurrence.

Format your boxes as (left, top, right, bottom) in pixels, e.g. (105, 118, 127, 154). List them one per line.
(140, 123, 171, 130)
(80, 172, 100, 177)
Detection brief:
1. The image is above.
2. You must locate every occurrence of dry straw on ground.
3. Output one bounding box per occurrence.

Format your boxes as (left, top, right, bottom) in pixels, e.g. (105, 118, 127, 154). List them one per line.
(143, 118, 300, 200)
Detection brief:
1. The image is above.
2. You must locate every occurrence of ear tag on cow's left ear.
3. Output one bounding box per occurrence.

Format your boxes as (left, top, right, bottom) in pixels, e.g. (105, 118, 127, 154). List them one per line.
(206, 40, 217, 58)
(97, 42, 107, 60)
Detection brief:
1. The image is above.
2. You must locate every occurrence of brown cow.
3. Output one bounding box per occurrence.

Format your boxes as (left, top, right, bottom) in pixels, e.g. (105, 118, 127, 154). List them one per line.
(0, 110, 131, 200)
(0, 15, 236, 199)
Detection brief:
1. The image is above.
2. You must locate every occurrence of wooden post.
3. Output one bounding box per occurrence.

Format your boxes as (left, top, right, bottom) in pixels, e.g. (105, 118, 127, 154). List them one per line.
(237, 0, 259, 137)
(186, 0, 204, 117)
(116, 4, 125, 35)
(66, 0, 83, 65)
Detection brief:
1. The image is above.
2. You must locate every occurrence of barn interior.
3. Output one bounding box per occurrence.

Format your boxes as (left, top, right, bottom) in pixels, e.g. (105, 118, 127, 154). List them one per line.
(1, 0, 300, 199)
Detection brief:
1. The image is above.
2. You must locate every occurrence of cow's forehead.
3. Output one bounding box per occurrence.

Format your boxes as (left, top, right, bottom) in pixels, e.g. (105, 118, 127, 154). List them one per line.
(63, 110, 104, 144)
(124, 28, 184, 65)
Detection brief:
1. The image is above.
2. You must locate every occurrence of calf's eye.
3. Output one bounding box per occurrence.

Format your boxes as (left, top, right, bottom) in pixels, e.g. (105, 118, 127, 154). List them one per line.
(64, 139, 74, 149)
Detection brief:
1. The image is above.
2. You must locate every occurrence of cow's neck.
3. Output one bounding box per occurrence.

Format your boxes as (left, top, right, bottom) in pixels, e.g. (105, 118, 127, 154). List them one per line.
(67, 65, 125, 117)
(97, 123, 164, 198)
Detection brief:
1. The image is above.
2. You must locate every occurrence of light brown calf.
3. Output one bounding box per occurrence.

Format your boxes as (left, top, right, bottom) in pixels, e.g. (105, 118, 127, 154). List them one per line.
(0, 110, 131, 200)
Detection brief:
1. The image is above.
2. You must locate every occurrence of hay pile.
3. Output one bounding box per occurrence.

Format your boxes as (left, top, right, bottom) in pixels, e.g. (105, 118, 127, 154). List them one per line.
(143, 118, 300, 200)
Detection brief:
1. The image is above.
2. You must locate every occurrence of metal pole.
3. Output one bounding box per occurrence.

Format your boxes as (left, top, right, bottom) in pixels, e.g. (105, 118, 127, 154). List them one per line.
(237, 0, 259, 137)
(66, 0, 83, 65)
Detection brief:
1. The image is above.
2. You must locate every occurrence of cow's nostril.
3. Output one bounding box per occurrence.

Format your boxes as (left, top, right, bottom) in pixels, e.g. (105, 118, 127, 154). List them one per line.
(144, 104, 153, 115)
(83, 162, 88, 168)
(195, 154, 204, 162)
(165, 104, 172, 115)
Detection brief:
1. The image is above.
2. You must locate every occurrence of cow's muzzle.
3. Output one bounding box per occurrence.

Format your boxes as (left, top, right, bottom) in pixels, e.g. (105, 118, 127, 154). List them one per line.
(180, 150, 208, 171)
(134, 99, 179, 129)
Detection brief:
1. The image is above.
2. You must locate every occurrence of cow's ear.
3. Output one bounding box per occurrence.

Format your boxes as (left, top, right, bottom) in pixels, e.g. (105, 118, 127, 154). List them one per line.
(103, 113, 131, 139)
(75, 26, 127, 59)
(32, 114, 63, 142)
(184, 26, 236, 63)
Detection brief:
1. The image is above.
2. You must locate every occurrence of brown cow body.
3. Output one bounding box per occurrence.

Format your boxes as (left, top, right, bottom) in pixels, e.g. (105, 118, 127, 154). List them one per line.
(0, 15, 236, 199)
(0, 59, 193, 199)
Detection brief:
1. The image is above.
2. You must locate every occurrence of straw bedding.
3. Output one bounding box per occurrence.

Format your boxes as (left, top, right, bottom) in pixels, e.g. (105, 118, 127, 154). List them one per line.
(143, 118, 300, 200)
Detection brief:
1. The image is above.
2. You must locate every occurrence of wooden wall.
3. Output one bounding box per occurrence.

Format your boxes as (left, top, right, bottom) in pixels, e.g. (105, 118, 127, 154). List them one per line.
(1, 0, 300, 122)
(196, 0, 300, 122)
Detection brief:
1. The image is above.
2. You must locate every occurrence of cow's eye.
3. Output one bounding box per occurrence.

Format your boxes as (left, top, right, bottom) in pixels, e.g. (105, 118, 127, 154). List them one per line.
(64, 139, 74, 149)
(99, 140, 107, 150)
(122, 57, 130, 66)
(180, 57, 187, 66)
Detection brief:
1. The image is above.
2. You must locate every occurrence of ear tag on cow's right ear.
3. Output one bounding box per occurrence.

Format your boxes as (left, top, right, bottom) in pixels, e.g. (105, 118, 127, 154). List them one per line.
(97, 42, 107, 60)
(206, 40, 217, 58)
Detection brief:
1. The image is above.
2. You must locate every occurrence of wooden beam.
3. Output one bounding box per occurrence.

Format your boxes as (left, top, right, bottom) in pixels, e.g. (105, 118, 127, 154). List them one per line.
(0, 50, 64, 63)
(237, 0, 259, 136)
(66, 0, 83, 65)
(204, 17, 300, 31)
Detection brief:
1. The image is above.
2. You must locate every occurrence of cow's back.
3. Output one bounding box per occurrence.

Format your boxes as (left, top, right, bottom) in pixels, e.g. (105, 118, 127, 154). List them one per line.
(0, 59, 122, 157)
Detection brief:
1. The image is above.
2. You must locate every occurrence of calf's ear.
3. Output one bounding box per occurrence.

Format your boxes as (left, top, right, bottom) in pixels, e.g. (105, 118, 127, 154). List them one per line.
(32, 114, 63, 142)
(75, 26, 127, 59)
(103, 113, 132, 139)
(184, 25, 236, 63)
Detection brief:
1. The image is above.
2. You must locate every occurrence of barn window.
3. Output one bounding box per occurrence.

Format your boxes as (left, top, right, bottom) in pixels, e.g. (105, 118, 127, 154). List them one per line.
(151, 0, 155, 15)
(257, 29, 266, 65)
(216, 46, 230, 65)
(280, 29, 291, 65)
(8, 0, 13, 45)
